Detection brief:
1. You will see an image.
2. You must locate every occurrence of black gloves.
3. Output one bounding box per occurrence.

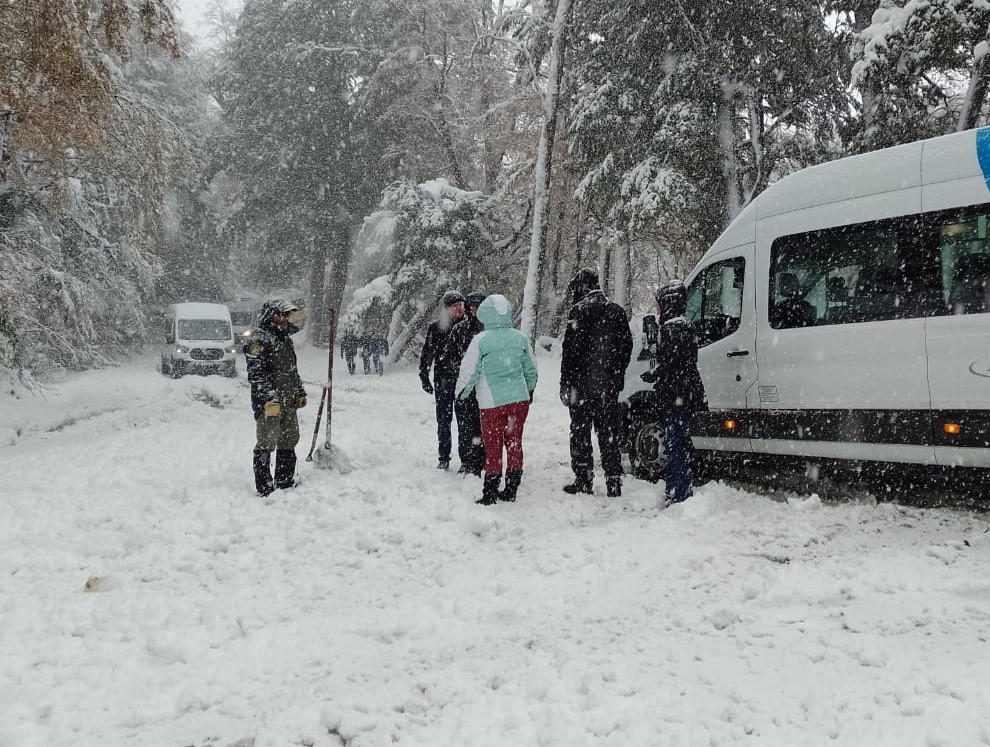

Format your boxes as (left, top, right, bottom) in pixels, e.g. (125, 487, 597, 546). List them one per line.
(420, 372, 434, 394)
(559, 386, 571, 407)
(640, 368, 657, 384)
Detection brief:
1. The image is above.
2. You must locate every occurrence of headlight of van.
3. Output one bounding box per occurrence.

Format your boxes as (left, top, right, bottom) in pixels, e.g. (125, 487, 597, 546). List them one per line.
(225, 345, 238, 354)
(175, 345, 190, 354)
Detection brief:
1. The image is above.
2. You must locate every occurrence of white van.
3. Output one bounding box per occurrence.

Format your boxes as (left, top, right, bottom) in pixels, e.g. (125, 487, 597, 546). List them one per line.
(160, 303, 238, 378)
(226, 297, 263, 338)
(624, 127, 990, 481)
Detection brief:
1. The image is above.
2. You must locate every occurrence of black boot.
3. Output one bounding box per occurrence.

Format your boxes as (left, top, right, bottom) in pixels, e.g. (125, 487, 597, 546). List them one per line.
(500, 469, 522, 502)
(253, 449, 274, 496)
(563, 471, 593, 494)
(274, 449, 298, 489)
(606, 475, 622, 497)
(476, 473, 502, 505)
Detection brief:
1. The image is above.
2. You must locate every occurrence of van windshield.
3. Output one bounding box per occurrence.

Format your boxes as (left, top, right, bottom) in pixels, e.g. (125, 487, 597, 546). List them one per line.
(177, 319, 231, 341)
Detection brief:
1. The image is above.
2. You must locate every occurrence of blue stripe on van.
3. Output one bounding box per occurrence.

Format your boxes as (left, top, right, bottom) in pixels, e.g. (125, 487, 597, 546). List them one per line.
(977, 128, 990, 191)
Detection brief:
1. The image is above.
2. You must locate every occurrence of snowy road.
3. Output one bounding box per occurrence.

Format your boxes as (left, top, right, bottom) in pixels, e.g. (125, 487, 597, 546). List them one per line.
(2, 344, 990, 746)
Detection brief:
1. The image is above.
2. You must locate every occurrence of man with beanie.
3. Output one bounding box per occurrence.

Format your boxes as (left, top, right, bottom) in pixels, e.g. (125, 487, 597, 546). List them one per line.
(559, 268, 633, 497)
(444, 291, 487, 476)
(419, 290, 466, 469)
(640, 280, 707, 505)
(244, 299, 307, 497)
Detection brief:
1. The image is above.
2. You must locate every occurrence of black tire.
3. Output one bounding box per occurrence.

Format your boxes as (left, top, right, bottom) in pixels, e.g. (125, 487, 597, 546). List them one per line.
(627, 415, 667, 483)
(169, 360, 183, 379)
(223, 361, 237, 378)
(160, 356, 170, 377)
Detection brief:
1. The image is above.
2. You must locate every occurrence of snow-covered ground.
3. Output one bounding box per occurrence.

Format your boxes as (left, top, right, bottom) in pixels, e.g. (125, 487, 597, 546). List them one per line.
(2, 342, 990, 747)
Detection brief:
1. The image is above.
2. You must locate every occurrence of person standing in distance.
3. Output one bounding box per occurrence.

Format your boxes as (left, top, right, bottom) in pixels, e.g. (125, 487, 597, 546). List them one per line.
(244, 299, 307, 497)
(419, 290, 466, 469)
(340, 328, 360, 375)
(444, 291, 487, 476)
(640, 281, 707, 505)
(559, 268, 633, 497)
(456, 294, 538, 505)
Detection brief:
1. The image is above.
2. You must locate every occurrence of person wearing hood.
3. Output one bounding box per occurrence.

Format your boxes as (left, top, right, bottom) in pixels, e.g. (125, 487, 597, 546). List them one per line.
(244, 299, 308, 497)
(419, 290, 466, 470)
(640, 280, 707, 505)
(456, 294, 538, 505)
(443, 292, 487, 476)
(559, 268, 633, 497)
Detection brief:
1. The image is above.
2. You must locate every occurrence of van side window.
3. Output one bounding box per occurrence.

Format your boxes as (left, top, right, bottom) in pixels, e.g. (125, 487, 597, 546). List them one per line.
(686, 257, 745, 346)
(939, 213, 990, 315)
(770, 217, 928, 327)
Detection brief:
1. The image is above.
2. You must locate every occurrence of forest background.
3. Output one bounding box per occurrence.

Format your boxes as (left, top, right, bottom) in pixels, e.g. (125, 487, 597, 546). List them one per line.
(2, 0, 989, 380)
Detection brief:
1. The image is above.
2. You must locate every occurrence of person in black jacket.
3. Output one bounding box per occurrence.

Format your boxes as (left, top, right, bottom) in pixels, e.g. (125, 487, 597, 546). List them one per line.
(419, 290, 465, 469)
(640, 280, 707, 505)
(244, 299, 307, 497)
(559, 268, 633, 497)
(340, 329, 360, 375)
(444, 291, 487, 476)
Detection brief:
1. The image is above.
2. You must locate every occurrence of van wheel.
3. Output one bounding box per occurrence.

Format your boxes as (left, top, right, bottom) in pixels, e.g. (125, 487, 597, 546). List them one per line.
(223, 362, 237, 378)
(160, 356, 172, 377)
(627, 416, 666, 483)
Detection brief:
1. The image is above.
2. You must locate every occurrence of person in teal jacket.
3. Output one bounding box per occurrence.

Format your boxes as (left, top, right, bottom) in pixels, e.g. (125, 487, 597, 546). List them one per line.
(455, 294, 538, 505)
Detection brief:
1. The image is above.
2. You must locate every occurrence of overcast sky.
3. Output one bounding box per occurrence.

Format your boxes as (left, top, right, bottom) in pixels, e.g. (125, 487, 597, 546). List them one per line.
(173, 0, 238, 46)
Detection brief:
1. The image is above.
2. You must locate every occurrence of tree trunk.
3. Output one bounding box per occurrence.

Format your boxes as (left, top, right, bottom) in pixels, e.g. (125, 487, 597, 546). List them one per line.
(519, 0, 572, 342)
(718, 82, 743, 224)
(307, 236, 329, 347)
(957, 52, 990, 132)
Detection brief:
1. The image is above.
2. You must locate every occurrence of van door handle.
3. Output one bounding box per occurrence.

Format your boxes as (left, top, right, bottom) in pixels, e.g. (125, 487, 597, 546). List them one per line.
(726, 350, 750, 358)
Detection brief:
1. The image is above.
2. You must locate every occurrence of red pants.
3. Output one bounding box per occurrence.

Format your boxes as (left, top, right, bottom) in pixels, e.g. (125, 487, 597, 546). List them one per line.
(480, 401, 530, 474)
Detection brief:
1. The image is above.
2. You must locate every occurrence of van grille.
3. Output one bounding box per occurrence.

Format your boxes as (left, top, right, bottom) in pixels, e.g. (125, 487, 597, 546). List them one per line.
(191, 347, 223, 361)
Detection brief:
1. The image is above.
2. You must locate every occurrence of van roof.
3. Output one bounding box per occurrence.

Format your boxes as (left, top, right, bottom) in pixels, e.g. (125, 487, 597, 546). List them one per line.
(699, 127, 989, 265)
(169, 302, 231, 320)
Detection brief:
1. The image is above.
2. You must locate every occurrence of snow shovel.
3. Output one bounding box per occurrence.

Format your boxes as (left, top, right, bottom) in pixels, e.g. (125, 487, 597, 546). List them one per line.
(306, 309, 352, 473)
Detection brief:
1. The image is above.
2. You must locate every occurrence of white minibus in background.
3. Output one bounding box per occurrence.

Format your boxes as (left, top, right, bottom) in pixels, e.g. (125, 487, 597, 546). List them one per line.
(624, 127, 990, 486)
(160, 303, 238, 378)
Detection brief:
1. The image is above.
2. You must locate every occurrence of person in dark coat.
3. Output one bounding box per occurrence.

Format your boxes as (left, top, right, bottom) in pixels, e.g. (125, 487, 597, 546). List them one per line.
(340, 329, 360, 375)
(443, 291, 487, 476)
(419, 290, 466, 469)
(559, 268, 633, 497)
(368, 335, 389, 375)
(640, 280, 707, 505)
(359, 334, 374, 374)
(244, 299, 307, 497)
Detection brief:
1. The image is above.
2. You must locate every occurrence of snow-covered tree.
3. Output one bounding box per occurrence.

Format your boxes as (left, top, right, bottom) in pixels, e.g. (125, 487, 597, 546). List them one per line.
(850, 0, 990, 150)
(346, 179, 514, 360)
(567, 0, 846, 279)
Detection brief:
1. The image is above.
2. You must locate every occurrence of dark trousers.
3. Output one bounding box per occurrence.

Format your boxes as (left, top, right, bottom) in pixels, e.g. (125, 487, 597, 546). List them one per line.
(663, 409, 693, 503)
(361, 354, 371, 374)
(568, 392, 624, 479)
(454, 394, 485, 472)
(344, 354, 356, 375)
(434, 377, 456, 461)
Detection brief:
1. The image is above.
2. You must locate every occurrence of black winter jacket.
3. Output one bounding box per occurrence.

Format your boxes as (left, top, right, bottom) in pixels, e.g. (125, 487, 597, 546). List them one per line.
(641, 316, 707, 412)
(560, 290, 633, 397)
(443, 315, 484, 374)
(420, 320, 459, 381)
(244, 321, 306, 419)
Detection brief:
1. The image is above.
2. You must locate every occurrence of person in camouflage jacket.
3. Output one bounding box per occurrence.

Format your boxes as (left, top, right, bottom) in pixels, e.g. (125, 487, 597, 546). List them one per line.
(245, 299, 307, 496)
